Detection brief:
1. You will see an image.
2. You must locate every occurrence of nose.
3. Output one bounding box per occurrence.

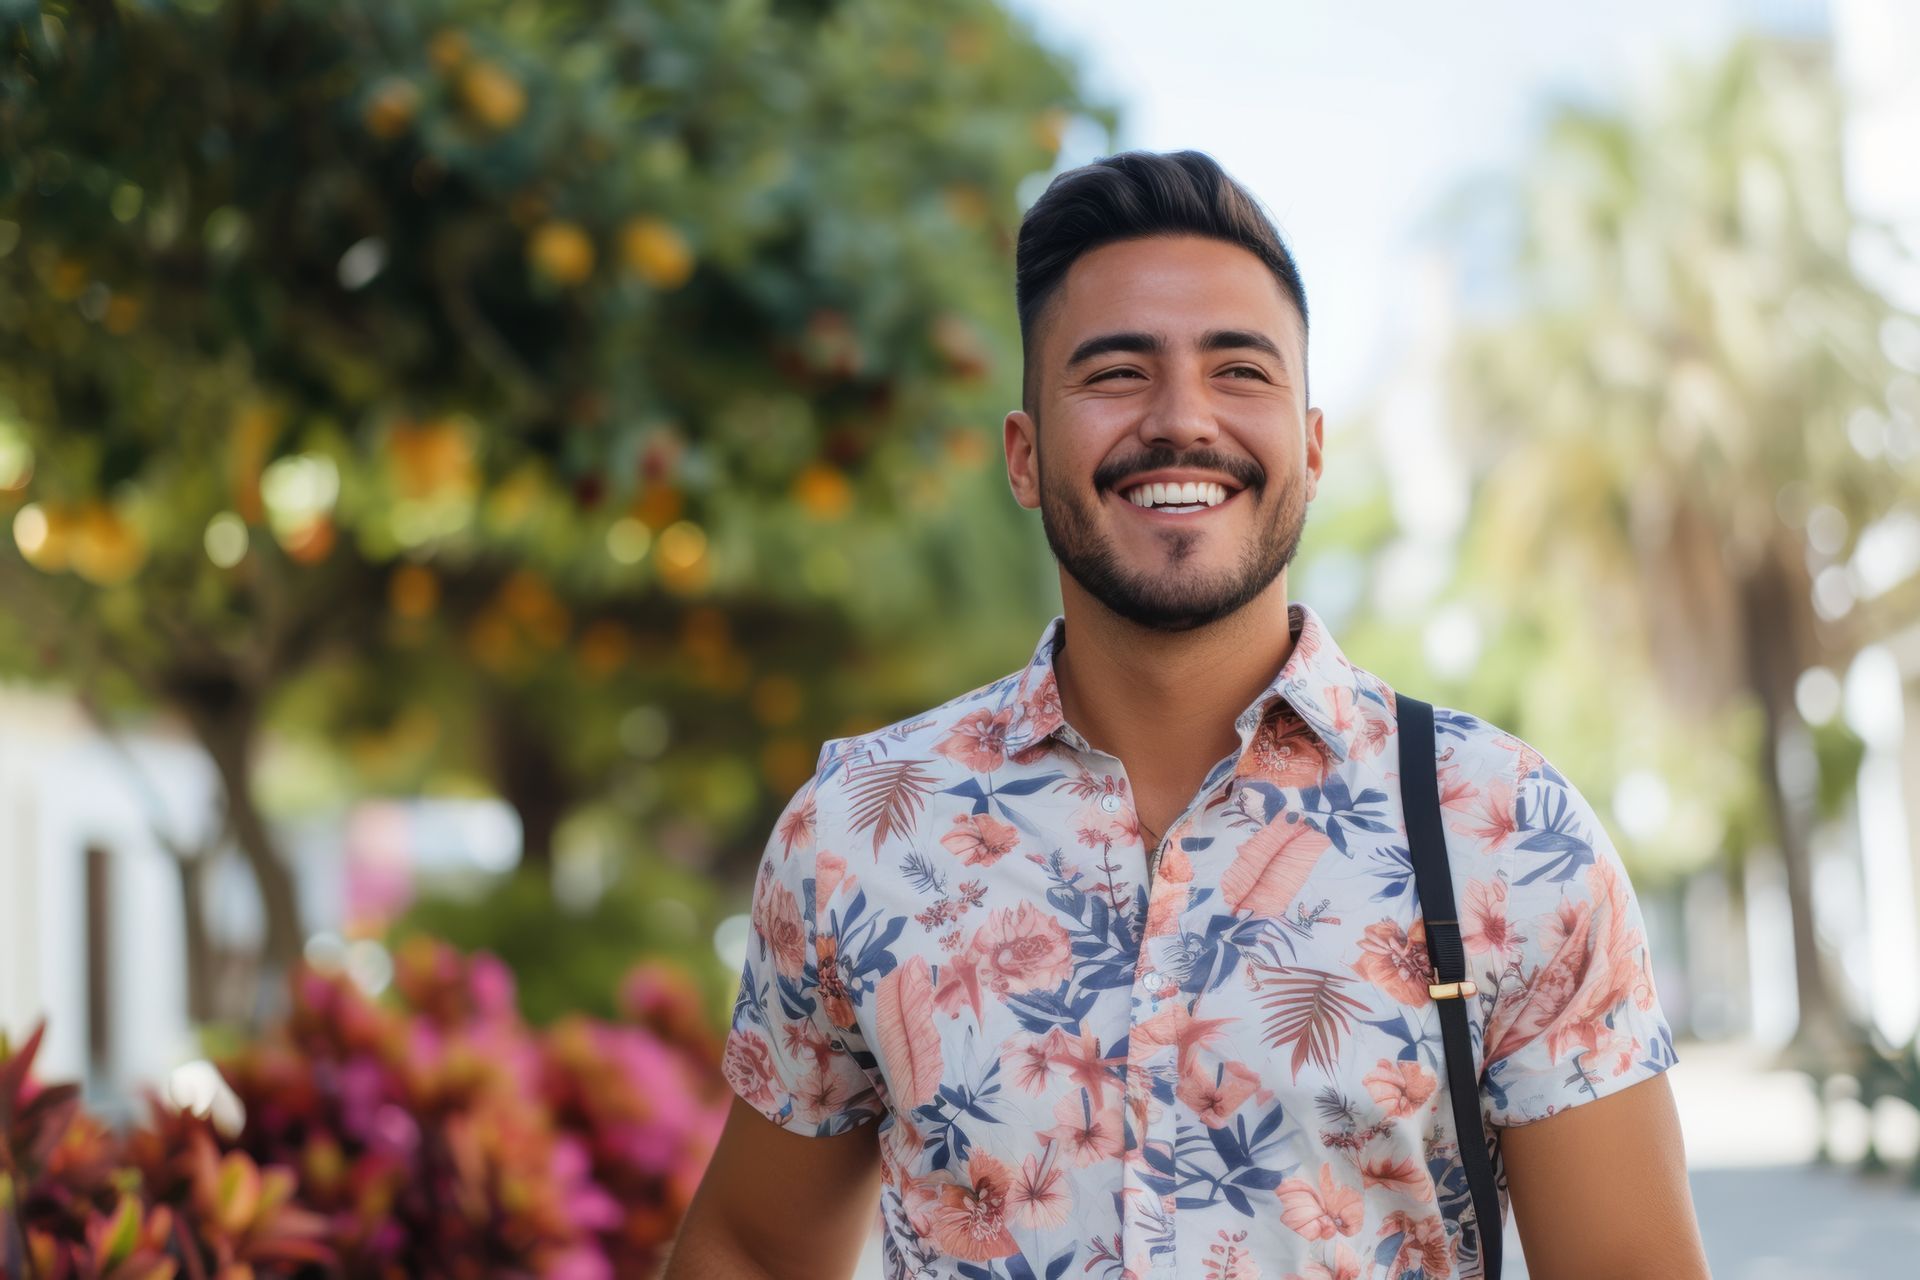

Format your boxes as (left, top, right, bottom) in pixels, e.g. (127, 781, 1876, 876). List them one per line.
(1137, 364, 1218, 451)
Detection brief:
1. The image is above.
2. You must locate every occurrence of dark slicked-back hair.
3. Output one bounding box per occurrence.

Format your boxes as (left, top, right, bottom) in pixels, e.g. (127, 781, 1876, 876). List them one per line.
(1014, 150, 1308, 412)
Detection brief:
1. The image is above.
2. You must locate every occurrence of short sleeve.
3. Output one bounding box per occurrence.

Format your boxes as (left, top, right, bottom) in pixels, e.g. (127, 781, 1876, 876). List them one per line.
(1471, 752, 1678, 1128)
(721, 764, 883, 1136)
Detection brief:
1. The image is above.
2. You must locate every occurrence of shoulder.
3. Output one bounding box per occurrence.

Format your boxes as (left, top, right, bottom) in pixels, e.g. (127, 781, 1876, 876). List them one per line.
(824, 658, 1030, 769)
(1418, 700, 1623, 887)
(803, 667, 1023, 809)
(1420, 702, 1556, 790)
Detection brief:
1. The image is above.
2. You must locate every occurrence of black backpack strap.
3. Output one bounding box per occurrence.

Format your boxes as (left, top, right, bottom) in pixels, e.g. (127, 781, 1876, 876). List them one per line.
(1395, 692, 1503, 1280)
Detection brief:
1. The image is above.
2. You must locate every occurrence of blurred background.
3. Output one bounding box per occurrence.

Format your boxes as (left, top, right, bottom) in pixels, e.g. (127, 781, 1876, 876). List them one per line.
(0, 0, 1916, 1275)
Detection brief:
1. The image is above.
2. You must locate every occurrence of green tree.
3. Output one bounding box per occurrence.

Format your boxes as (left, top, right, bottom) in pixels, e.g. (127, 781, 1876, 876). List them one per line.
(0, 0, 1102, 1018)
(1441, 36, 1918, 1063)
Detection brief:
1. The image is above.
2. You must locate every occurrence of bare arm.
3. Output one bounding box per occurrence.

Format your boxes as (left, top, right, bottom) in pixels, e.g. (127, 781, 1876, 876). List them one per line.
(1497, 1073, 1710, 1280)
(663, 1096, 884, 1279)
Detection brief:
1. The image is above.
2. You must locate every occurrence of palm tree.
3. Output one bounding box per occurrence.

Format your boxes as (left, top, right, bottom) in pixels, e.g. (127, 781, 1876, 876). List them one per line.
(1443, 36, 1919, 1066)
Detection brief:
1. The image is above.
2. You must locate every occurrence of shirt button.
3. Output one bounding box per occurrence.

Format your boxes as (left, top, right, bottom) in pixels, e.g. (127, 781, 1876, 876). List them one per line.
(1141, 969, 1162, 991)
(1100, 794, 1121, 813)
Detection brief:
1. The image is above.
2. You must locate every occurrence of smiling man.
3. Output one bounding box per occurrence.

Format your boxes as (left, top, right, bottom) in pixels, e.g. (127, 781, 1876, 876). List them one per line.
(667, 151, 1710, 1280)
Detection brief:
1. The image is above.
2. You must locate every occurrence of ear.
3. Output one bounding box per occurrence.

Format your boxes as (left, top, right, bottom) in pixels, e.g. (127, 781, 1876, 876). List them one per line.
(1004, 408, 1041, 510)
(1303, 405, 1325, 504)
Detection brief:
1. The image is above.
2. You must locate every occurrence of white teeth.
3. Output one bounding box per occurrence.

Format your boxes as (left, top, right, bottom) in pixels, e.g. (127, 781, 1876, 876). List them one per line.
(1123, 481, 1233, 509)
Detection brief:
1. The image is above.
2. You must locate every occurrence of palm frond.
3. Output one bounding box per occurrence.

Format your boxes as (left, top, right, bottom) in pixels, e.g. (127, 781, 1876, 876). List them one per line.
(845, 757, 939, 857)
(1249, 963, 1369, 1081)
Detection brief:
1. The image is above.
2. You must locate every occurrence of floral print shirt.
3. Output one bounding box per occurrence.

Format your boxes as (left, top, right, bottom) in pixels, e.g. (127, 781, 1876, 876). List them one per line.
(725, 601, 1676, 1280)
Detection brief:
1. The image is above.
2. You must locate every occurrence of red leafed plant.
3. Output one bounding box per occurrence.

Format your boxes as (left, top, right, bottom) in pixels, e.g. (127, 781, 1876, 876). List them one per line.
(2, 939, 729, 1279)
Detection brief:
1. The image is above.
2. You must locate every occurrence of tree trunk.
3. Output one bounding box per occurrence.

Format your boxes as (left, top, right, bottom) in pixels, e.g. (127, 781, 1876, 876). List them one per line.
(1739, 560, 1856, 1070)
(1754, 682, 1853, 1064)
(487, 696, 571, 869)
(191, 705, 304, 1025)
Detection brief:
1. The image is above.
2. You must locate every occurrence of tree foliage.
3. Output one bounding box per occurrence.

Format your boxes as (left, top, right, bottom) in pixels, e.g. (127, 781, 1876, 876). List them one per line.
(0, 0, 1103, 999)
(1436, 37, 1919, 1059)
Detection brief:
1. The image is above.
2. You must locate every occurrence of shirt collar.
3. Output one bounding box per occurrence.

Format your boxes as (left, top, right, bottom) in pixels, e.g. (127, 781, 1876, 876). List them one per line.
(998, 600, 1364, 767)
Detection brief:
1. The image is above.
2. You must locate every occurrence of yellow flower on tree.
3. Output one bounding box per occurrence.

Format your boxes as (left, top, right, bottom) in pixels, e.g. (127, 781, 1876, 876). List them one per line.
(529, 221, 595, 286)
(619, 218, 693, 289)
(458, 60, 526, 130)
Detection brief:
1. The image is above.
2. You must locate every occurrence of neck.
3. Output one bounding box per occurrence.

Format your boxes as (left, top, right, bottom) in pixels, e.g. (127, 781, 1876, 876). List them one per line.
(1051, 576, 1297, 783)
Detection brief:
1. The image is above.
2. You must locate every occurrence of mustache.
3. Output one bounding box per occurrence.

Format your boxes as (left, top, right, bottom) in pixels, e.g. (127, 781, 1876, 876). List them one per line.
(1092, 447, 1265, 493)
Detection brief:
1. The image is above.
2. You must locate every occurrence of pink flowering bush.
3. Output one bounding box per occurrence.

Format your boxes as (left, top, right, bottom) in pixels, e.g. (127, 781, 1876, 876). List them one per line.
(0, 939, 728, 1278)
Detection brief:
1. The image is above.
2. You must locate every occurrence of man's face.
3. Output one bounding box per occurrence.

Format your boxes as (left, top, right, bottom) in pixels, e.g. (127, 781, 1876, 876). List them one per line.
(1005, 234, 1324, 633)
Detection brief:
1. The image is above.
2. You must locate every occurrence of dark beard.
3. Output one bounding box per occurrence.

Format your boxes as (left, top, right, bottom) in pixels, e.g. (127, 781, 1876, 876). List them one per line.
(1037, 441, 1307, 634)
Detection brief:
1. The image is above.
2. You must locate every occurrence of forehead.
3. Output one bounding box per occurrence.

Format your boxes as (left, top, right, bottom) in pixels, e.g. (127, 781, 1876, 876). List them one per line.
(1043, 234, 1303, 354)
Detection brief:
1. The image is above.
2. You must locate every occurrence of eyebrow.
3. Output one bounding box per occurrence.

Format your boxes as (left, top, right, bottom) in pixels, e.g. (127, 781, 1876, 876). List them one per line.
(1064, 328, 1291, 371)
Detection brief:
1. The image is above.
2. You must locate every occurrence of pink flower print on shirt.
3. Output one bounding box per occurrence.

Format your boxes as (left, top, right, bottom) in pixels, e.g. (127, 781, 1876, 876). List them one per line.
(794, 1063, 855, 1124)
(1434, 760, 1478, 813)
(1009, 1149, 1073, 1229)
(1327, 686, 1393, 762)
(934, 945, 987, 1021)
(933, 707, 1016, 773)
(973, 901, 1074, 996)
(1276, 1164, 1364, 1241)
(1486, 857, 1655, 1071)
(1461, 875, 1520, 960)
(1357, 1152, 1433, 1201)
(1047, 1089, 1125, 1167)
(1009, 669, 1064, 762)
(1448, 776, 1519, 848)
(751, 872, 807, 980)
(1134, 1003, 1238, 1078)
(1590, 1022, 1641, 1077)
(1047, 1026, 1126, 1108)
(1176, 1058, 1262, 1128)
(781, 1018, 834, 1074)
(1542, 859, 1655, 1069)
(924, 1151, 1020, 1262)
(1236, 706, 1335, 789)
(1353, 918, 1435, 1007)
(1072, 797, 1139, 851)
(1380, 1209, 1451, 1278)
(940, 811, 1021, 867)
(1361, 1058, 1437, 1119)
(722, 1029, 780, 1111)
(1003, 1028, 1067, 1094)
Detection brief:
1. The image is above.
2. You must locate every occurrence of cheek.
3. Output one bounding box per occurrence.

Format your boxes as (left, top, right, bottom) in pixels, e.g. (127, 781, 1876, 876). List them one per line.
(1035, 433, 1102, 493)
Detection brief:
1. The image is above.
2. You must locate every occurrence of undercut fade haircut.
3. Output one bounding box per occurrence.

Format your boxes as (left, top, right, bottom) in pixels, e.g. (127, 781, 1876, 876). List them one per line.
(1014, 149, 1309, 413)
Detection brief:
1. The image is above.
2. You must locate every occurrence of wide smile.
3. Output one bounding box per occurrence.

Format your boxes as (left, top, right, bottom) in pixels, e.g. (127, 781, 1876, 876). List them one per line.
(1109, 480, 1244, 520)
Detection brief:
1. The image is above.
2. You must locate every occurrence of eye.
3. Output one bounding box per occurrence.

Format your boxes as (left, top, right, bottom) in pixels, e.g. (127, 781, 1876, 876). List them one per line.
(1220, 366, 1269, 381)
(1088, 367, 1145, 382)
